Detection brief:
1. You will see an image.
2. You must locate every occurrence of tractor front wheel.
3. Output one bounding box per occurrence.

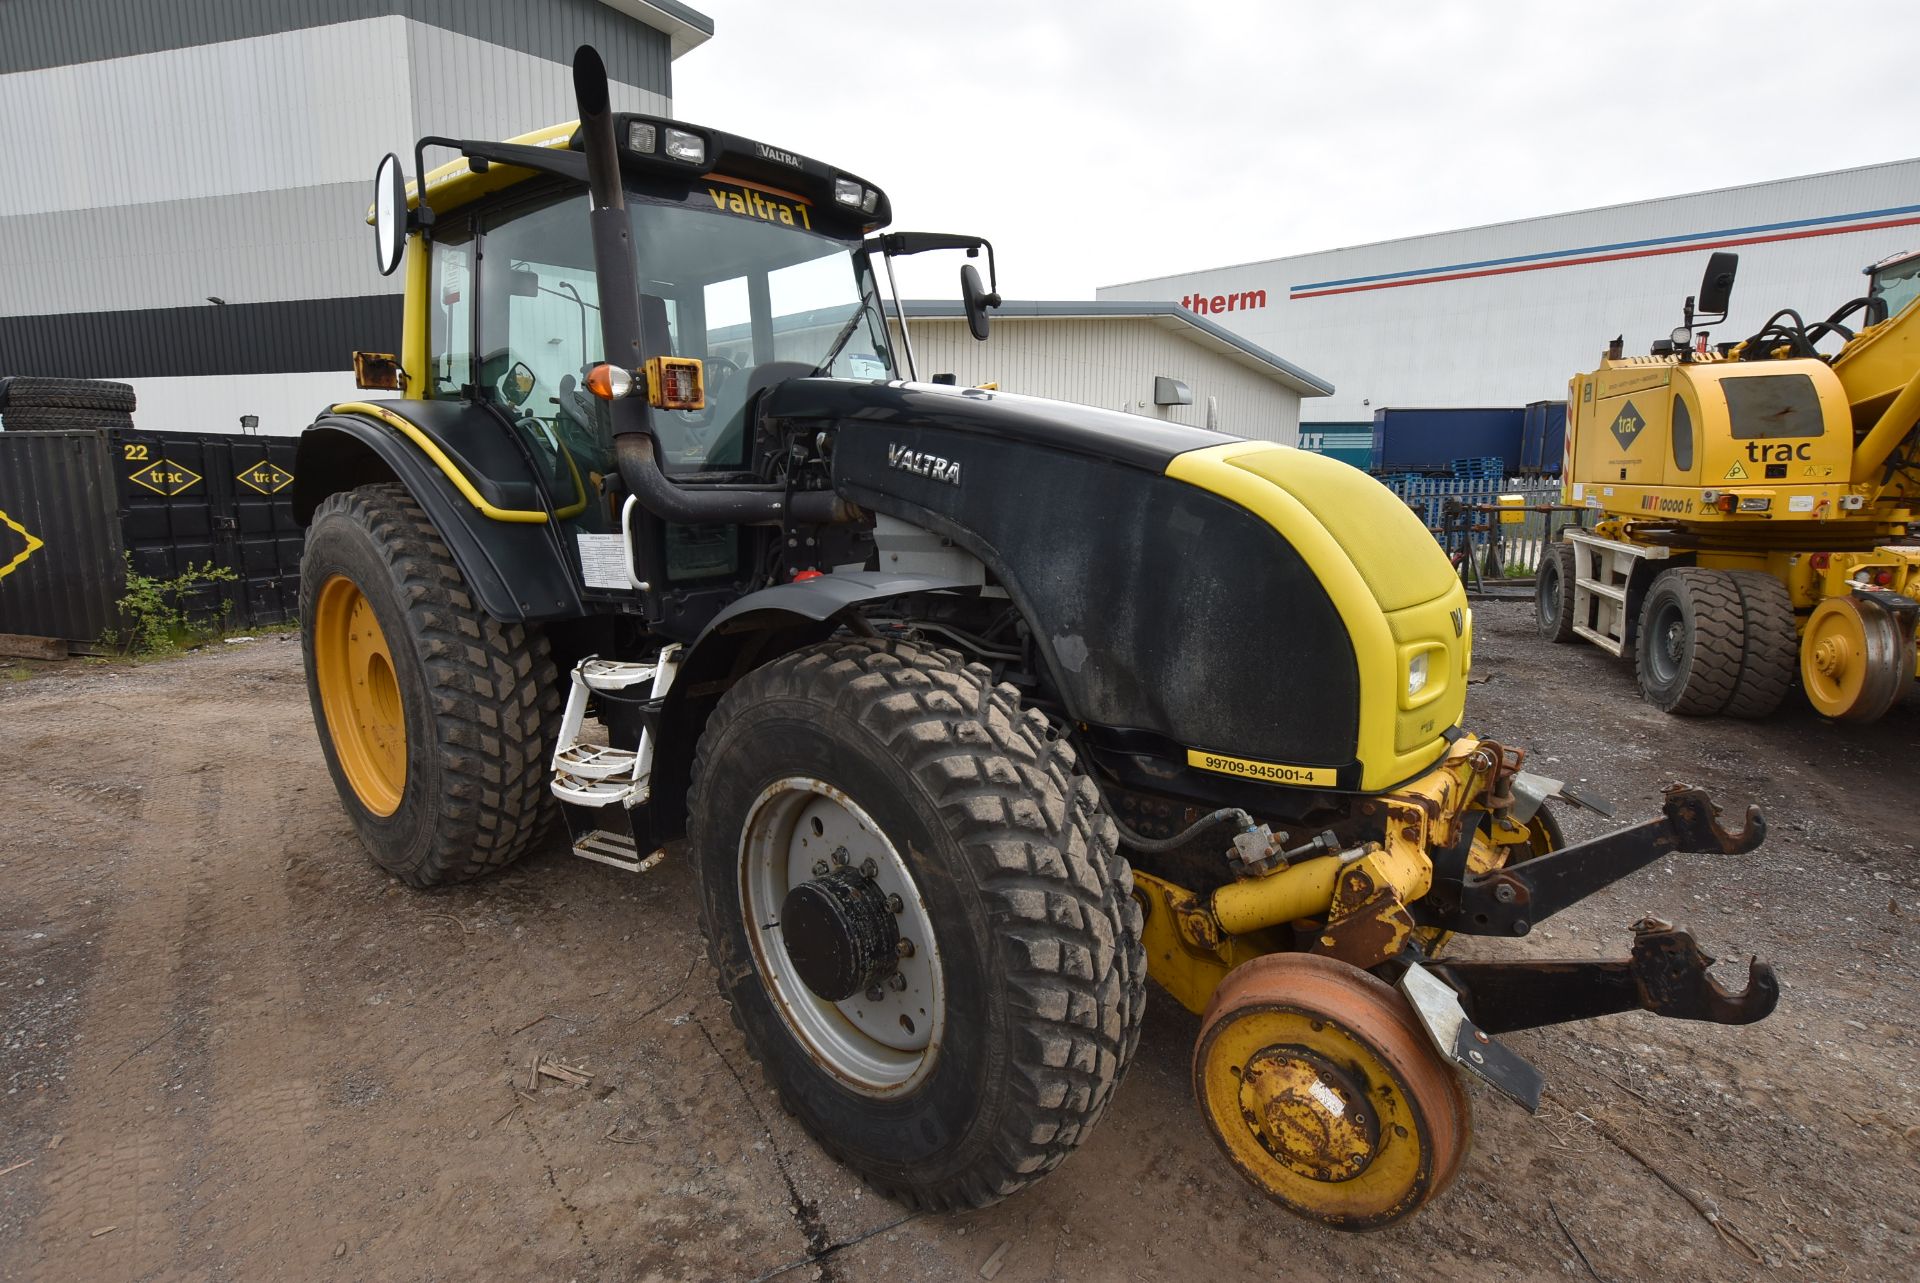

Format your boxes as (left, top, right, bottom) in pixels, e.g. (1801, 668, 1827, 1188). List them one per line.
(688, 638, 1146, 1210)
(300, 484, 560, 886)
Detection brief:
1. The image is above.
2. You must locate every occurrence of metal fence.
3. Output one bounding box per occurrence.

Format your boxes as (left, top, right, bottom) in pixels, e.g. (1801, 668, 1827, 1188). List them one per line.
(1377, 473, 1585, 584)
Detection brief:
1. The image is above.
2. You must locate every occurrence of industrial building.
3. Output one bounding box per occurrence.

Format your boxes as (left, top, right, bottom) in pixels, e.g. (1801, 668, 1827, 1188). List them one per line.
(892, 301, 1330, 443)
(0, 0, 711, 436)
(1100, 158, 1920, 435)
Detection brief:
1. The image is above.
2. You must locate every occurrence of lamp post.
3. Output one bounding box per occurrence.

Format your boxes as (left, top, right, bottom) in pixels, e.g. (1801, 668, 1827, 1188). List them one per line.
(240, 414, 259, 435)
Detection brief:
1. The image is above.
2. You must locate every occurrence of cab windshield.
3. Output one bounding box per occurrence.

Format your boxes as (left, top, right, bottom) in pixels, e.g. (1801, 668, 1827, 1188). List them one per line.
(430, 179, 894, 492)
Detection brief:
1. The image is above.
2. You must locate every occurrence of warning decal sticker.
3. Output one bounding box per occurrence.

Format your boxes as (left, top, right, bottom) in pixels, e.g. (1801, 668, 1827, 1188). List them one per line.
(1723, 459, 1750, 480)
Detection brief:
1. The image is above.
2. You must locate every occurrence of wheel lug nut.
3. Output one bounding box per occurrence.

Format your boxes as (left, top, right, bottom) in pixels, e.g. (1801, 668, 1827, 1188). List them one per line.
(886, 894, 903, 914)
(831, 847, 849, 867)
(812, 860, 830, 877)
(864, 986, 885, 1003)
(896, 938, 914, 958)
(860, 858, 878, 878)
(888, 973, 908, 991)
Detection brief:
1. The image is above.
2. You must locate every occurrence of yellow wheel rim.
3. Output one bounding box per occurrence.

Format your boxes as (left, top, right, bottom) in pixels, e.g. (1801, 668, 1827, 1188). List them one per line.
(1192, 955, 1465, 1230)
(313, 574, 407, 816)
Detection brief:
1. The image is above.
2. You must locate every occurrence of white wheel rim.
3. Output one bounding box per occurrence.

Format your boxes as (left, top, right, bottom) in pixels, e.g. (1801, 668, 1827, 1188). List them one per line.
(739, 776, 946, 1096)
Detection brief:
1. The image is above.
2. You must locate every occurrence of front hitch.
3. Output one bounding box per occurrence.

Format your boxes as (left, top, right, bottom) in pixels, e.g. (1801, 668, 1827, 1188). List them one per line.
(1434, 920, 1779, 1034)
(1443, 784, 1765, 936)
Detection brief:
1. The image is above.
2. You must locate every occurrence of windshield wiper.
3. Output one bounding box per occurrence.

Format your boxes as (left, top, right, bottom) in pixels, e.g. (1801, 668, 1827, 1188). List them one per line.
(811, 297, 878, 377)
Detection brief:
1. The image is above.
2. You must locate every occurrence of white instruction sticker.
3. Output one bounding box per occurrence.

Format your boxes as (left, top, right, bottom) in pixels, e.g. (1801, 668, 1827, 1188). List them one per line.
(575, 532, 630, 590)
(1787, 494, 1815, 512)
(1571, 483, 1585, 499)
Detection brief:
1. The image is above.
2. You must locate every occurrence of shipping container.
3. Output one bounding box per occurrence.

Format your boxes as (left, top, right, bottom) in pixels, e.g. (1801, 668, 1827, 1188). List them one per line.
(1369, 407, 1525, 475)
(1298, 422, 1374, 469)
(0, 427, 303, 645)
(1520, 399, 1569, 475)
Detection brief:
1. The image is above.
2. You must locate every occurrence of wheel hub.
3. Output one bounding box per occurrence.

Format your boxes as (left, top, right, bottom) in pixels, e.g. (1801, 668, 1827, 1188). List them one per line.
(1239, 1046, 1379, 1182)
(780, 868, 900, 1002)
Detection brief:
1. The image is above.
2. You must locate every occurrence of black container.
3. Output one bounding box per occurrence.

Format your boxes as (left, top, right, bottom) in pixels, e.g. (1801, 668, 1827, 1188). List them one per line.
(0, 427, 304, 644)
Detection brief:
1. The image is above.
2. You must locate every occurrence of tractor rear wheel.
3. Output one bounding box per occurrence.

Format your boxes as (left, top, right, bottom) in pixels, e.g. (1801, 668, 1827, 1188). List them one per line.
(688, 638, 1146, 1211)
(1192, 953, 1469, 1231)
(1635, 568, 1744, 715)
(1536, 543, 1577, 642)
(300, 484, 560, 886)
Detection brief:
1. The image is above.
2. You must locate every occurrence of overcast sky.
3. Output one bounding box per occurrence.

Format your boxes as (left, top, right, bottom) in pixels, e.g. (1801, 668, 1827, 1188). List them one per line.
(674, 1, 1920, 301)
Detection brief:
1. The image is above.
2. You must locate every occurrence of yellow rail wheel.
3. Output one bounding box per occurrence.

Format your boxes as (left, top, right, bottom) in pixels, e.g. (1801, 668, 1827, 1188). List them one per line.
(300, 484, 561, 885)
(1800, 596, 1914, 722)
(1192, 953, 1468, 1231)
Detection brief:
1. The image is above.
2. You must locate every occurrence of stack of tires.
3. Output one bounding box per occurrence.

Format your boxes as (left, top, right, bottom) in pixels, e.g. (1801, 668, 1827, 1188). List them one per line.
(0, 377, 137, 432)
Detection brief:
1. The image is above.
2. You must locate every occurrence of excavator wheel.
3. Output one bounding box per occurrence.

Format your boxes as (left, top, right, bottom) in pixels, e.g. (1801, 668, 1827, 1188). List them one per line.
(1724, 572, 1798, 719)
(1536, 543, 1577, 642)
(1192, 953, 1469, 1231)
(301, 484, 561, 886)
(1635, 568, 1745, 715)
(1799, 595, 1915, 721)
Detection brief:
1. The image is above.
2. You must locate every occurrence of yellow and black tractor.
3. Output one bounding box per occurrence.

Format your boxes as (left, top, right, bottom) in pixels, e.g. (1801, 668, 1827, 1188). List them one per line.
(294, 46, 1777, 1231)
(1541, 250, 1920, 720)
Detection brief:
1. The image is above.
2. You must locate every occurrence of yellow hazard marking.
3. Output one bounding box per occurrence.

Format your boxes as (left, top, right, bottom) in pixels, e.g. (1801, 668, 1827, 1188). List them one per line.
(129, 459, 203, 496)
(1723, 460, 1750, 480)
(1187, 749, 1337, 788)
(236, 460, 295, 495)
(0, 508, 46, 581)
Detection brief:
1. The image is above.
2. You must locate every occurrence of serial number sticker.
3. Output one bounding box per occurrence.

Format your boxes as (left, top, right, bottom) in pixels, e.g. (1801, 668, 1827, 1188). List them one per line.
(1186, 750, 1336, 787)
(1788, 495, 1815, 513)
(575, 532, 630, 590)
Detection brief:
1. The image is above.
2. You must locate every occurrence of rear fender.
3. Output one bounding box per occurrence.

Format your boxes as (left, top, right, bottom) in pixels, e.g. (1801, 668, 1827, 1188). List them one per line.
(294, 414, 584, 622)
(649, 572, 976, 838)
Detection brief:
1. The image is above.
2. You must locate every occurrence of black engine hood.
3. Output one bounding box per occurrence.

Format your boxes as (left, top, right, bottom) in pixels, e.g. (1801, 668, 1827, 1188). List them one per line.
(761, 378, 1237, 471)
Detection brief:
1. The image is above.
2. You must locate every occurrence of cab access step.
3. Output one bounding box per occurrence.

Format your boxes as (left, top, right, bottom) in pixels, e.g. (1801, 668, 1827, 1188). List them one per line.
(549, 647, 680, 871)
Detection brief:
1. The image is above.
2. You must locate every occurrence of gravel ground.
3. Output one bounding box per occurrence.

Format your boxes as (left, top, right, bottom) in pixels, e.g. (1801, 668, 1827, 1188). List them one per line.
(1, 602, 1916, 1281)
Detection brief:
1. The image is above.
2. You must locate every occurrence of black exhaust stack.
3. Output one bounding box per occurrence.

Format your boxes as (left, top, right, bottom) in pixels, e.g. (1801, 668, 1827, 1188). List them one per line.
(573, 46, 650, 444)
(571, 45, 850, 536)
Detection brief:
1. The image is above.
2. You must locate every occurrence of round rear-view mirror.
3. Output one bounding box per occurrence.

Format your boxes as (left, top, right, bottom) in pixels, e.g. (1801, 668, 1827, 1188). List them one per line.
(373, 153, 407, 277)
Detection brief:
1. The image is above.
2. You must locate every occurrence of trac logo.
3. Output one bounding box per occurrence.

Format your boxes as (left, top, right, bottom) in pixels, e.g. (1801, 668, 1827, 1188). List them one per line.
(1180, 288, 1267, 316)
(1609, 401, 1646, 450)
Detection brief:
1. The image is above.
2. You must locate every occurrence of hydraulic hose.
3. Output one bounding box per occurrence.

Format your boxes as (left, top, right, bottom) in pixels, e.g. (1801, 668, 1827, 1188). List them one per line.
(1110, 806, 1254, 854)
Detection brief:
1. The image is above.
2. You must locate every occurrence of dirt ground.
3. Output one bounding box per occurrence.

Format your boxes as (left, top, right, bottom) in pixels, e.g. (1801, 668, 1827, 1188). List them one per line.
(2, 602, 1917, 1282)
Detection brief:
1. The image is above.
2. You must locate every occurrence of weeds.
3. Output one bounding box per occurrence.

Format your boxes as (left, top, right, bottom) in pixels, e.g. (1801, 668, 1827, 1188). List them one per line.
(104, 555, 240, 657)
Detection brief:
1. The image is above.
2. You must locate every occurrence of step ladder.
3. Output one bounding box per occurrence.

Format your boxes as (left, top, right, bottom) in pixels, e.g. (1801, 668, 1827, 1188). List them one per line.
(550, 647, 680, 872)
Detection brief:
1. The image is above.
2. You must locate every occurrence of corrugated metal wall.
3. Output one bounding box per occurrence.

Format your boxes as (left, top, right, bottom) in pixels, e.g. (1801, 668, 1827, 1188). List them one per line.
(1100, 158, 1920, 424)
(0, 2, 679, 436)
(892, 316, 1303, 443)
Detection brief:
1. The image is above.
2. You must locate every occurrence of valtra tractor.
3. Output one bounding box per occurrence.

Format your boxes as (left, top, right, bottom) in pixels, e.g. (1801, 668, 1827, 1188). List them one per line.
(293, 46, 1778, 1230)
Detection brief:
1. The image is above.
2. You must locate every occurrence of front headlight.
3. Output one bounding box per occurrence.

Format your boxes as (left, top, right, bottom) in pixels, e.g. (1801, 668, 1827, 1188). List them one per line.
(1407, 651, 1429, 699)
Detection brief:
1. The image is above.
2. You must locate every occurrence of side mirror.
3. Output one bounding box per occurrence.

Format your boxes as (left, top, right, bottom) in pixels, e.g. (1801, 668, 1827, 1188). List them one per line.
(501, 361, 537, 408)
(960, 263, 1000, 342)
(1698, 251, 1738, 315)
(373, 152, 408, 277)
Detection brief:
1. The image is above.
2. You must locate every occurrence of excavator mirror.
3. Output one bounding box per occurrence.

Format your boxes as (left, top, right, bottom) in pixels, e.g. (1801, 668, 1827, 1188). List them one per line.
(1698, 252, 1738, 315)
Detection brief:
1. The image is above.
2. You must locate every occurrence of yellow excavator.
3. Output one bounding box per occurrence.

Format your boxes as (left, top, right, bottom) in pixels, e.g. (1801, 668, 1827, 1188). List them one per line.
(1540, 249, 1920, 719)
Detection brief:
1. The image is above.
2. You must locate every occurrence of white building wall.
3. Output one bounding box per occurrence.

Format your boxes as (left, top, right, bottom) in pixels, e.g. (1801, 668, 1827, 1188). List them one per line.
(1100, 158, 1920, 424)
(892, 316, 1303, 444)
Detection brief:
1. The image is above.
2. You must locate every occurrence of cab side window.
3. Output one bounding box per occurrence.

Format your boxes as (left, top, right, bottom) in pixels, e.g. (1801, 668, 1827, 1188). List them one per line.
(428, 229, 473, 395)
